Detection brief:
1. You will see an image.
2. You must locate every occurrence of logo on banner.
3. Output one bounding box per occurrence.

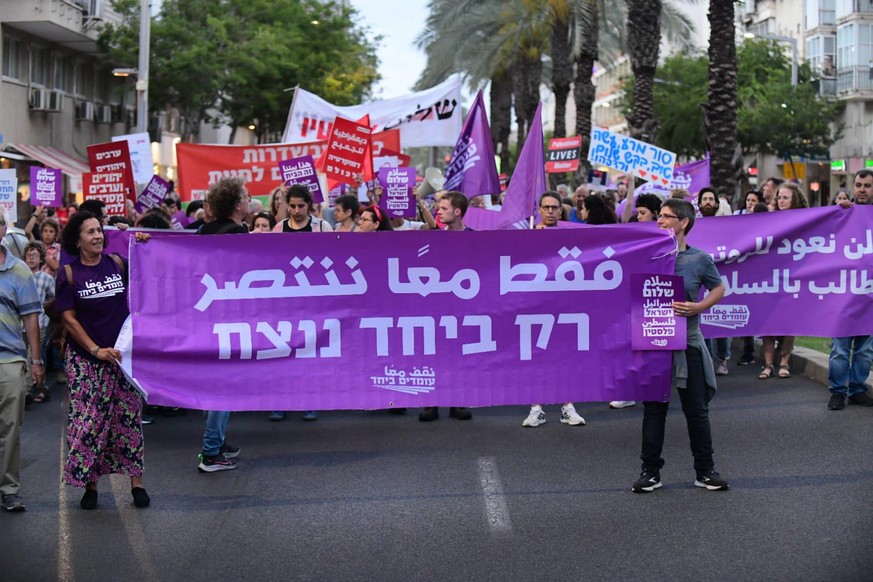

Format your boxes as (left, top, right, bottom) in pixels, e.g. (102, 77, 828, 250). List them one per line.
(701, 305, 750, 329)
(371, 365, 437, 395)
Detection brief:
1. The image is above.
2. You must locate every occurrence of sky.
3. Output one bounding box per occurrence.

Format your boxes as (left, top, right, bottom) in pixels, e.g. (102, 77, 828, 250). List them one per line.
(348, 0, 430, 99)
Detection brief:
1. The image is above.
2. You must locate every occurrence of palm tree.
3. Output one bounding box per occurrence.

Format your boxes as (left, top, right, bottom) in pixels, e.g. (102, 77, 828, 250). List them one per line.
(626, 0, 662, 142)
(706, 0, 738, 199)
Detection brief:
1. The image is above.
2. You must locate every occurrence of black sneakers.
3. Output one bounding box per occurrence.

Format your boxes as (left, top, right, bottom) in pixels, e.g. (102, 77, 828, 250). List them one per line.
(694, 470, 730, 491)
(632, 469, 662, 493)
(219, 443, 240, 459)
(848, 392, 873, 407)
(419, 407, 439, 422)
(198, 454, 237, 473)
(449, 407, 472, 420)
(828, 393, 846, 410)
(1, 493, 26, 512)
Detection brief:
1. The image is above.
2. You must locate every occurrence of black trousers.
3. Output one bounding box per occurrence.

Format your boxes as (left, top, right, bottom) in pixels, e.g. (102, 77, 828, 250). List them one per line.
(640, 346, 715, 475)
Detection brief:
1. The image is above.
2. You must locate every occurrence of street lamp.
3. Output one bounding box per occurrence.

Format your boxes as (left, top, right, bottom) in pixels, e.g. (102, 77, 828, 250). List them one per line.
(136, 0, 150, 135)
(744, 31, 798, 86)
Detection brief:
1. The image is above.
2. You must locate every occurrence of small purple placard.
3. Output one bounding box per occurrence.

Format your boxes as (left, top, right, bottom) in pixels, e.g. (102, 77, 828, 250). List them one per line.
(631, 273, 687, 350)
(136, 175, 171, 213)
(30, 167, 63, 207)
(278, 155, 323, 204)
(378, 166, 416, 218)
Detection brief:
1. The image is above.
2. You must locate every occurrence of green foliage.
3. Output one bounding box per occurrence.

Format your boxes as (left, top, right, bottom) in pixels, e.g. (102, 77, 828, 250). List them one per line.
(98, 0, 380, 141)
(624, 39, 841, 159)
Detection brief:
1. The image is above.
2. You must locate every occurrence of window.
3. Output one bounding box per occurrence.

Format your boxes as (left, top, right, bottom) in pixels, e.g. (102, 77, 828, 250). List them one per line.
(2, 36, 21, 80)
(30, 45, 49, 86)
(837, 23, 855, 67)
(53, 55, 67, 91)
(837, 0, 873, 17)
(808, 35, 837, 75)
(808, 0, 836, 27)
(74, 60, 95, 98)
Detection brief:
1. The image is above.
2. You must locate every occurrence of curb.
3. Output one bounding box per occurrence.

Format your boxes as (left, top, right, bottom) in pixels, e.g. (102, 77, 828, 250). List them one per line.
(730, 338, 873, 387)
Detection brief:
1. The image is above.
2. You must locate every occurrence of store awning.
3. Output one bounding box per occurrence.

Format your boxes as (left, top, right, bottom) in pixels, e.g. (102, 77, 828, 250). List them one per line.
(5, 144, 89, 177)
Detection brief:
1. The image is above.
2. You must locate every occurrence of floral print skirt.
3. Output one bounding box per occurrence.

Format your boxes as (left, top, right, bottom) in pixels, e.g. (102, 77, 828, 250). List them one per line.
(63, 348, 144, 487)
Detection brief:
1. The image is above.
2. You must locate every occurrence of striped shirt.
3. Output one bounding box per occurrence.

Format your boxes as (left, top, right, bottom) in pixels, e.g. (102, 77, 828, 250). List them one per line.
(0, 250, 42, 362)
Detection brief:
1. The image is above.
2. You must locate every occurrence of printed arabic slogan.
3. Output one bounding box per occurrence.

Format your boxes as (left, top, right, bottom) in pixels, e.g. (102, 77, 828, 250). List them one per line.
(129, 228, 677, 411)
(691, 205, 873, 337)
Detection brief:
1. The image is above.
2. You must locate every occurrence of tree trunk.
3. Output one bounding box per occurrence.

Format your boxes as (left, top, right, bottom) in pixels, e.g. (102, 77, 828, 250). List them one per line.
(574, 0, 599, 180)
(490, 71, 513, 173)
(707, 0, 738, 200)
(550, 16, 573, 139)
(627, 0, 662, 143)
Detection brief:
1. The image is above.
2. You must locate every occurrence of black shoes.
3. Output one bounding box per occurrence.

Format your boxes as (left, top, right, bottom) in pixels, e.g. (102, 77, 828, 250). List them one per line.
(694, 470, 730, 491)
(132, 487, 150, 508)
(827, 393, 846, 410)
(449, 407, 472, 420)
(848, 392, 873, 407)
(419, 407, 439, 422)
(419, 407, 472, 421)
(80, 489, 98, 510)
(632, 469, 662, 493)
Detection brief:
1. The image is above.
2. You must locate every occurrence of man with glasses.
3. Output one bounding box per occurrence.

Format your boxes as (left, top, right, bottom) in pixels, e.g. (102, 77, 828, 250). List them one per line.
(0, 210, 44, 511)
(827, 169, 873, 410)
(521, 192, 586, 427)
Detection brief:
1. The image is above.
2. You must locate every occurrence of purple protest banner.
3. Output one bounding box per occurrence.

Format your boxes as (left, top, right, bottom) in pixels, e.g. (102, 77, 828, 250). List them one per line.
(443, 90, 501, 197)
(30, 167, 63, 207)
(135, 174, 171, 213)
(689, 205, 873, 337)
(129, 228, 677, 410)
(631, 274, 687, 350)
(378, 166, 416, 218)
(278, 155, 324, 204)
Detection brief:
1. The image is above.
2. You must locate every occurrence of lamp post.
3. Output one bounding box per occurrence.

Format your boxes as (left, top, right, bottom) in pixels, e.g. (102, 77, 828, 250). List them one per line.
(136, 0, 150, 135)
(744, 31, 798, 86)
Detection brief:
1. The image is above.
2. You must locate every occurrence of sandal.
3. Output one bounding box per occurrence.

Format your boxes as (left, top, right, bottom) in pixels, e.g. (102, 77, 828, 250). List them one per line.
(778, 365, 791, 379)
(758, 365, 774, 380)
(32, 387, 50, 403)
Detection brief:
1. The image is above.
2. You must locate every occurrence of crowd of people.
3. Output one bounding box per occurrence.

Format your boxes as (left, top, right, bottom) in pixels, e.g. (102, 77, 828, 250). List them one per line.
(0, 168, 870, 513)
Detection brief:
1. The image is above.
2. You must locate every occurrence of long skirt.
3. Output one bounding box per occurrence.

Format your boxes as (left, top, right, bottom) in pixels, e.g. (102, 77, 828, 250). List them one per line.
(63, 347, 144, 487)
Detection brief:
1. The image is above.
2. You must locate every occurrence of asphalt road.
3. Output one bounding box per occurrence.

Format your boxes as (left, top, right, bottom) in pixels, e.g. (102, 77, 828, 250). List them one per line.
(2, 362, 872, 581)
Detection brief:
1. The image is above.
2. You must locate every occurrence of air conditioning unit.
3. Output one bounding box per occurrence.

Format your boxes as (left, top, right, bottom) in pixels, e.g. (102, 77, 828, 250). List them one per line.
(96, 105, 113, 124)
(76, 101, 95, 121)
(47, 91, 63, 112)
(29, 88, 48, 110)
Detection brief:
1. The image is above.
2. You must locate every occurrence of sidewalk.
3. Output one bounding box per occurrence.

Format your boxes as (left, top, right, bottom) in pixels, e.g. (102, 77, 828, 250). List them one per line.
(731, 338, 873, 387)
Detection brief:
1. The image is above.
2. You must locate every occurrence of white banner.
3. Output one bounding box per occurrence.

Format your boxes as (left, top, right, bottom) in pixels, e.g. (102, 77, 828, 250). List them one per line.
(112, 132, 155, 187)
(0, 169, 18, 224)
(281, 74, 464, 148)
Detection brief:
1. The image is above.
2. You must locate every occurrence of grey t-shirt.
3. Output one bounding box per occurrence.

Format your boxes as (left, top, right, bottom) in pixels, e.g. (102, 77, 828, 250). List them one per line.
(675, 246, 722, 329)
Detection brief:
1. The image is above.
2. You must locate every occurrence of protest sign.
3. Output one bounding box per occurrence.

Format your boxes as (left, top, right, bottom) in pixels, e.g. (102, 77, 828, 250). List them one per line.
(82, 172, 126, 216)
(283, 74, 463, 147)
(372, 128, 400, 156)
(278, 155, 324, 204)
(87, 141, 136, 202)
(175, 141, 325, 201)
(30, 167, 63, 207)
(631, 274, 687, 350)
(136, 175, 171, 213)
(588, 128, 677, 185)
(0, 169, 18, 224)
(129, 227, 677, 410)
(546, 136, 582, 173)
(323, 117, 372, 186)
(111, 132, 154, 185)
(378, 167, 416, 218)
(443, 90, 501, 197)
(587, 169, 609, 191)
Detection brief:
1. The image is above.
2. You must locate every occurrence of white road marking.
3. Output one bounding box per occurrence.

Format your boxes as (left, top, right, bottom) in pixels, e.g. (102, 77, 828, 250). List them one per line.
(110, 475, 159, 582)
(477, 457, 512, 532)
(58, 427, 73, 582)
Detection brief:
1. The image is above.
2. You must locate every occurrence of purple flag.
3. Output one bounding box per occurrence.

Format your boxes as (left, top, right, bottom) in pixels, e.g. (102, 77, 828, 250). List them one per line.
(30, 167, 63, 207)
(279, 155, 324, 204)
(500, 102, 548, 226)
(129, 228, 676, 410)
(631, 274, 687, 350)
(135, 175, 171, 213)
(378, 167, 416, 219)
(442, 90, 501, 197)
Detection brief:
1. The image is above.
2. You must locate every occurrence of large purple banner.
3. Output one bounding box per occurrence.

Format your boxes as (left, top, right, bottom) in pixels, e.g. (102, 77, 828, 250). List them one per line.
(129, 228, 676, 410)
(690, 205, 872, 337)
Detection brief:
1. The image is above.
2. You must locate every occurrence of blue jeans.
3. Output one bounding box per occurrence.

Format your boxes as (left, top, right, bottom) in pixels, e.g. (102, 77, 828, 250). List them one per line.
(201, 411, 231, 457)
(705, 338, 731, 361)
(828, 336, 873, 397)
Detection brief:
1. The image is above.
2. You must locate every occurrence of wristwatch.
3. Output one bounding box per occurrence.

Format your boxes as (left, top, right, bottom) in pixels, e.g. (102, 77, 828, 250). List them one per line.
(29, 359, 45, 366)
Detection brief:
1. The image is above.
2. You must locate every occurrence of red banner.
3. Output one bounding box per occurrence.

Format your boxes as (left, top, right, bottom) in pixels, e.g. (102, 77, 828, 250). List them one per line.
(323, 117, 372, 186)
(82, 172, 127, 216)
(175, 141, 326, 202)
(87, 141, 137, 202)
(545, 136, 582, 173)
(372, 128, 400, 156)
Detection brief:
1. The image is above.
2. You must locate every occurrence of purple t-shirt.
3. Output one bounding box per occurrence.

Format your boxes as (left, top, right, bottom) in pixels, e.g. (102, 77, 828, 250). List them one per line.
(55, 254, 129, 360)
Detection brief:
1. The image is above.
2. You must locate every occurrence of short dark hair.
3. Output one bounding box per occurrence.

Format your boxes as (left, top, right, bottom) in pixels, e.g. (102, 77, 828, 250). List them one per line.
(249, 211, 276, 231)
(442, 191, 468, 217)
(635, 193, 662, 217)
(206, 177, 247, 220)
(538, 191, 562, 207)
(697, 187, 717, 204)
(285, 184, 312, 207)
(855, 169, 873, 181)
(23, 240, 46, 266)
(136, 211, 172, 229)
(334, 195, 360, 215)
(61, 211, 99, 255)
(79, 199, 106, 219)
(582, 194, 617, 225)
(40, 217, 60, 240)
(661, 198, 696, 234)
(766, 177, 784, 188)
(186, 200, 204, 217)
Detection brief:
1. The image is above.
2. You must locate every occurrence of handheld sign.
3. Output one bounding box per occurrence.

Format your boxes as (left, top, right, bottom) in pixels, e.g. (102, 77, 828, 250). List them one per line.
(136, 175, 171, 213)
(378, 166, 416, 219)
(588, 128, 676, 186)
(278, 155, 324, 204)
(0, 169, 18, 224)
(587, 168, 609, 191)
(323, 116, 372, 186)
(83, 172, 127, 216)
(631, 274, 687, 350)
(546, 136, 582, 173)
(87, 141, 137, 203)
(30, 167, 63, 207)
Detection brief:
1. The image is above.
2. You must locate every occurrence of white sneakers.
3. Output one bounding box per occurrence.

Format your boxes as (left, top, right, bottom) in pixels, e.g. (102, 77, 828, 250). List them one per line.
(522, 405, 546, 427)
(609, 400, 636, 409)
(522, 404, 586, 426)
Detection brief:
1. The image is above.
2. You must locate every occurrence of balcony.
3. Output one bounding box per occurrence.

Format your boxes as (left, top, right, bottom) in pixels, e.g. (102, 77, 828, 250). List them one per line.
(0, 0, 105, 55)
(836, 66, 873, 95)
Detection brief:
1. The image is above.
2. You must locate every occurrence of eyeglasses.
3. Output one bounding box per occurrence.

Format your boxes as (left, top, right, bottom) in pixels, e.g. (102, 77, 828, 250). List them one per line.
(540, 205, 561, 211)
(657, 213, 679, 220)
(0, 220, 6, 226)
